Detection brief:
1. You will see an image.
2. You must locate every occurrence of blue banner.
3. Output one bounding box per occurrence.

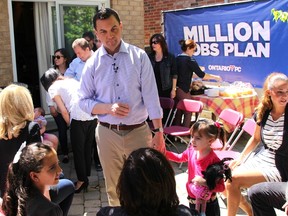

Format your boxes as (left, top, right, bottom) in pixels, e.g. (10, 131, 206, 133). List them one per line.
(163, 0, 288, 87)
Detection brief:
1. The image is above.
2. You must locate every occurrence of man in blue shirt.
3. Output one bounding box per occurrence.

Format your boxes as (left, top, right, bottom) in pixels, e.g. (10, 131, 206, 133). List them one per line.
(78, 8, 165, 206)
(65, 38, 93, 81)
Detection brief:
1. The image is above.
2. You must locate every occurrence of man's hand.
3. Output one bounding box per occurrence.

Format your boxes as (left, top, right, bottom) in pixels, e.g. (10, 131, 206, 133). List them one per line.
(109, 103, 130, 117)
(151, 132, 165, 153)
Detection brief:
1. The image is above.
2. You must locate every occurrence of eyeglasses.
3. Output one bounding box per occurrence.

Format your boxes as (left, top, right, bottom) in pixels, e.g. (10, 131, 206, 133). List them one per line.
(152, 40, 160, 45)
(53, 55, 64, 60)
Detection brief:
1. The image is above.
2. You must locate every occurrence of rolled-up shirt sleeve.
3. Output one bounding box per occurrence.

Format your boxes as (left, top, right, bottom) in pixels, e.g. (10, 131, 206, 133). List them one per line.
(78, 59, 98, 115)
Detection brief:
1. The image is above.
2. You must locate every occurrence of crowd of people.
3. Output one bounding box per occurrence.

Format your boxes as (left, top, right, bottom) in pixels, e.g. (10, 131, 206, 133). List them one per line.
(0, 6, 287, 216)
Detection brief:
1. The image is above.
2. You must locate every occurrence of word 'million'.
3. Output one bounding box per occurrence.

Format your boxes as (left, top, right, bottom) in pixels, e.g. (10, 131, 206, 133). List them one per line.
(184, 21, 270, 43)
(183, 21, 270, 58)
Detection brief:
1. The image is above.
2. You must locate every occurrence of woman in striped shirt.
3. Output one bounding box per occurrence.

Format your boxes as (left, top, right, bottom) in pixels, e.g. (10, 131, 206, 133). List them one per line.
(224, 72, 288, 216)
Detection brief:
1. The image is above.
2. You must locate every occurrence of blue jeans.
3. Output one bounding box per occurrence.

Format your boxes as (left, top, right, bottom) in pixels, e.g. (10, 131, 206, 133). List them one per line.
(50, 179, 75, 216)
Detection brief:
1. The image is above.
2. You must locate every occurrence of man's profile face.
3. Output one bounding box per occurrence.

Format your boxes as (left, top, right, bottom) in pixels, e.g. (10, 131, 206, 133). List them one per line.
(73, 45, 90, 62)
(95, 15, 122, 55)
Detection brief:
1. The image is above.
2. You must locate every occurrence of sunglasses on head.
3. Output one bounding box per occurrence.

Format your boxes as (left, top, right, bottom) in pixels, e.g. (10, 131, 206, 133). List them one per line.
(152, 40, 160, 45)
(53, 55, 63, 60)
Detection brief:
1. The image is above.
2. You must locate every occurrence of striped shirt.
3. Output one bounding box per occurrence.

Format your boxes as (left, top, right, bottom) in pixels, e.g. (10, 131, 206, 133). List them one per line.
(240, 113, 284, 182)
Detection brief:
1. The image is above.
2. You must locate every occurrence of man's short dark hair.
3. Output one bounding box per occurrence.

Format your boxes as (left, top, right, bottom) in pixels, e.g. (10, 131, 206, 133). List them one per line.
(93, 8, 121, 30)
(82, 31, 95, 40)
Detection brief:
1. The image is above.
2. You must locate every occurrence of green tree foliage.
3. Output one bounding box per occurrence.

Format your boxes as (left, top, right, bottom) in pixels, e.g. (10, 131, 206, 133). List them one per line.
(63, 6, 98, 53)
(271, 8, 288, 22)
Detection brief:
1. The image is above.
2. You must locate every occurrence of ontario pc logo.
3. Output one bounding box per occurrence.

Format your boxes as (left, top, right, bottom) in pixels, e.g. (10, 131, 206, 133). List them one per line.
(208, 64, 242, 73)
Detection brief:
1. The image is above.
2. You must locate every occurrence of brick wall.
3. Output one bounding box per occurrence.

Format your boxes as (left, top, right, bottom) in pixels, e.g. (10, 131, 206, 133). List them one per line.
(111, 0, 145, 48)
(144, 0, 243, 48)
(0, 0, 13, 86)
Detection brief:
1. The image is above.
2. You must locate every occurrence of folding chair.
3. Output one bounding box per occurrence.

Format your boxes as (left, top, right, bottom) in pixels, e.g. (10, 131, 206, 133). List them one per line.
(163, 99, 204, 145)
(211, 108, 244, 150)
(214, 118, 256, 161)
(149, 97, 175, 130)
(159, 97, 175, 128)
(228, 118, 256, 151)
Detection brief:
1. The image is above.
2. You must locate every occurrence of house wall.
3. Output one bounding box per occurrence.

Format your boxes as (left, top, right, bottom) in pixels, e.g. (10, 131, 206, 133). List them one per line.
(111, 0, 145, 48)
(0, 0, 13, 87)
(144, 0, 245, 49)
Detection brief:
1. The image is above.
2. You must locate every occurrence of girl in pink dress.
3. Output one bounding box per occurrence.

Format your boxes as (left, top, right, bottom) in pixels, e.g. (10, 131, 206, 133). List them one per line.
(166, 118, 228, 216)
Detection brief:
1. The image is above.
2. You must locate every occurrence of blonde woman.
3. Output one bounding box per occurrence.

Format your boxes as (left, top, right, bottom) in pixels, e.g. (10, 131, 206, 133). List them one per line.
(0, 84, 42, 196)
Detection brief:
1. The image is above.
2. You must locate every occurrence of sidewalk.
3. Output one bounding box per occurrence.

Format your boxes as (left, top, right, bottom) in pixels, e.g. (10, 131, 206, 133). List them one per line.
(58, 133, 285, 216)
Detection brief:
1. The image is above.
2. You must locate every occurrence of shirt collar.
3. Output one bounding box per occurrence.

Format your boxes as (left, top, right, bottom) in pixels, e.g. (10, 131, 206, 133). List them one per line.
(98, 40, 129, 57)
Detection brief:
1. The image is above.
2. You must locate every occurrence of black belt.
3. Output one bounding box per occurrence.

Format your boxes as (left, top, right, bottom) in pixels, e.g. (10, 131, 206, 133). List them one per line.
(99, 121, 145, 131)
(187, 194, 217, 204)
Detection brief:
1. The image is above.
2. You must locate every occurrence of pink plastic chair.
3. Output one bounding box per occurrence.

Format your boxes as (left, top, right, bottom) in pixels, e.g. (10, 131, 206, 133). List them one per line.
(211, 108, 244, 150)
(163, 99, 203, 146)
(214, 118, 256, 161)
(228, 118, 256, 151)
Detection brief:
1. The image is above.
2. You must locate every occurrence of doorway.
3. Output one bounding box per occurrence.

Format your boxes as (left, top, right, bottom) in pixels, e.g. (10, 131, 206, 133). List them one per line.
(10, 0, 109, 110)
(12, 2, 41, 107)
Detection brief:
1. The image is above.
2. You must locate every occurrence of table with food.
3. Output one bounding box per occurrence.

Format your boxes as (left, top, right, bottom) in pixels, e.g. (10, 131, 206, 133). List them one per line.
(190, 80, 259, 123)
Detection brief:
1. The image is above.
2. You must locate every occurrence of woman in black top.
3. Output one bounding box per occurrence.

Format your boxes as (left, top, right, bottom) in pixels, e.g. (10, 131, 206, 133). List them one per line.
(149, 34, 178, 98)
(97, 148, 196, 216)
(174, 39, 222, 127)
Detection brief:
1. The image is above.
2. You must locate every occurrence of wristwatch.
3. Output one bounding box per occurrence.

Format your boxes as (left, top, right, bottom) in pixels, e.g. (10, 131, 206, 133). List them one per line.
(153, 127, 164, 133)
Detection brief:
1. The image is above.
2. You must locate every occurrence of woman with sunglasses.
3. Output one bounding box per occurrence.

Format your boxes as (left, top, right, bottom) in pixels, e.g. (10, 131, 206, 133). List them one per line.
(48, 48, 71, 163)
(149, 34, 177, 99)
(53, 48, 71, 75)
(148, 34, 177, 125)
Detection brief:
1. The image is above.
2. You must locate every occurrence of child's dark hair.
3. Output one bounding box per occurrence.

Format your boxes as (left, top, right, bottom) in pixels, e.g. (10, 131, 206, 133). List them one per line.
(117, 148, 179, 216)
(190, 118, 226, 147)
(2, 143, 54, 216)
